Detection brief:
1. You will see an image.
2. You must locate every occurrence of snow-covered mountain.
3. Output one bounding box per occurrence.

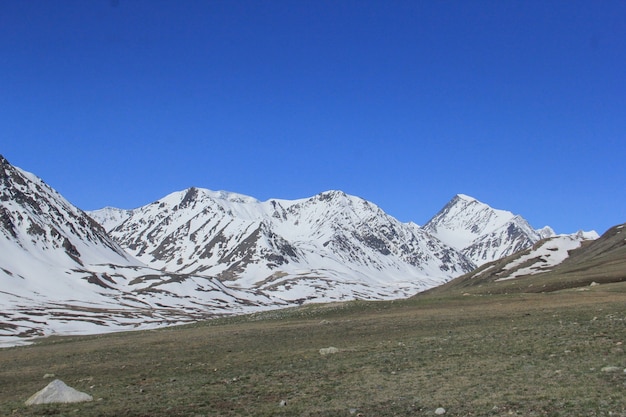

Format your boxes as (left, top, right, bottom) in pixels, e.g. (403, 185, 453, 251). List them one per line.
(3, 154, 598, 348)
(0, 155, 478, 347)
(0, 156, 274, 347)
(424, 194, 556, 266)
(89, 187, 476, 302)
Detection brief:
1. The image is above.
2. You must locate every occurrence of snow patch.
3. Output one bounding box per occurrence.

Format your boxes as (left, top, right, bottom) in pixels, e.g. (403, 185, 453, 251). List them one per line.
(496, 234, 591, 281)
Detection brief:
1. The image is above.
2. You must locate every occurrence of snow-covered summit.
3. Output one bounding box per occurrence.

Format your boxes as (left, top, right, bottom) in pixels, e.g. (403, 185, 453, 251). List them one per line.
(424, 194, 521, 248)
(89, 186, 476, 300)
(424, 194, 557, 266)
(0, 155, 134, 267)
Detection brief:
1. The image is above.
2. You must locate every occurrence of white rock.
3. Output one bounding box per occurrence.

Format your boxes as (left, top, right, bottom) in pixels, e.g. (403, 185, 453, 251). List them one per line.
(435, 407, 446, 415)
(25, 379, 93, 405)
(601, 366, 621, 373)
(319, 346, 340, 356)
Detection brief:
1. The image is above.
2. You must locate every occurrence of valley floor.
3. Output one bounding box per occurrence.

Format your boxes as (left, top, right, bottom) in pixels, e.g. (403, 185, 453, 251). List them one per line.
(2, 284, 626, 416)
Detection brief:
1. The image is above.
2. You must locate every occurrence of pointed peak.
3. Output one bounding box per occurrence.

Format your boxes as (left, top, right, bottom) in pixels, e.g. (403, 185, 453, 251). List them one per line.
(455, 193, 477, 202)
(447, 194, 511, 216)
(438, 194, 483, 212)
(441, 194, 484, 210)
(0, 154, 17, 178)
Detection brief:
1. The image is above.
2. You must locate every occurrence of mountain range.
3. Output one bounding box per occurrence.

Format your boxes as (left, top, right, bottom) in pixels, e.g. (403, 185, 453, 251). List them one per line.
(88, 187, 474, 302)
(0, 155, 598, 346)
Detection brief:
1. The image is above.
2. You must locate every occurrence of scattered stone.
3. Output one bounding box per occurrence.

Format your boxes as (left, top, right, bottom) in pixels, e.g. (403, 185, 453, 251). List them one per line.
(590, 281, 599, 286)
(25, 379, 93, 405)
(319, 346, 340, 356)
(43, 373, 55, 379)
(279, 400, 287, 407)
(601, 366, 621, 373)
(435, 407, 446, 415)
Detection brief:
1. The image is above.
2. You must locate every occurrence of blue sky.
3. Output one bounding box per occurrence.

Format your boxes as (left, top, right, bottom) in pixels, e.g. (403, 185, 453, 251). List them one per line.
(2, 0, 624, 234)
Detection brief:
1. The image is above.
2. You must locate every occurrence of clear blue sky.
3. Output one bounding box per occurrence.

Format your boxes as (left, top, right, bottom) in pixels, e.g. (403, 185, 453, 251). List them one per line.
(2, 0, 624, 234)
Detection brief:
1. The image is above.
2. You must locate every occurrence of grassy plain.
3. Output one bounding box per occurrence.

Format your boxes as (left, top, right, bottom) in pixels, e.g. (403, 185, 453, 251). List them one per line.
(2, 285, 626, 416)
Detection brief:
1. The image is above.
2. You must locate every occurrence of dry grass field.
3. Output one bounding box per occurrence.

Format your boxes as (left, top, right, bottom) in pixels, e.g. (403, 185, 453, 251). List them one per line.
(2, 283, 626, 417)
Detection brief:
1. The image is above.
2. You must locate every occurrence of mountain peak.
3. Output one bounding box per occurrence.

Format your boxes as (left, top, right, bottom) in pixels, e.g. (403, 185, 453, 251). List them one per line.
(317, 190, 349, 201)
(1, 154, 17, 183)
(1, 157, 134, 267)
(454, 193, 477, 202)
(424, 194, 554, 266)
(155, 187, 261, 208)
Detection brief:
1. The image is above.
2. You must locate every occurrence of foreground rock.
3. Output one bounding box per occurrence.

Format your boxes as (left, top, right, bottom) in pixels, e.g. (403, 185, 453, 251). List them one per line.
(25, 379, 93, 405)
(319, 346, 340, 356)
